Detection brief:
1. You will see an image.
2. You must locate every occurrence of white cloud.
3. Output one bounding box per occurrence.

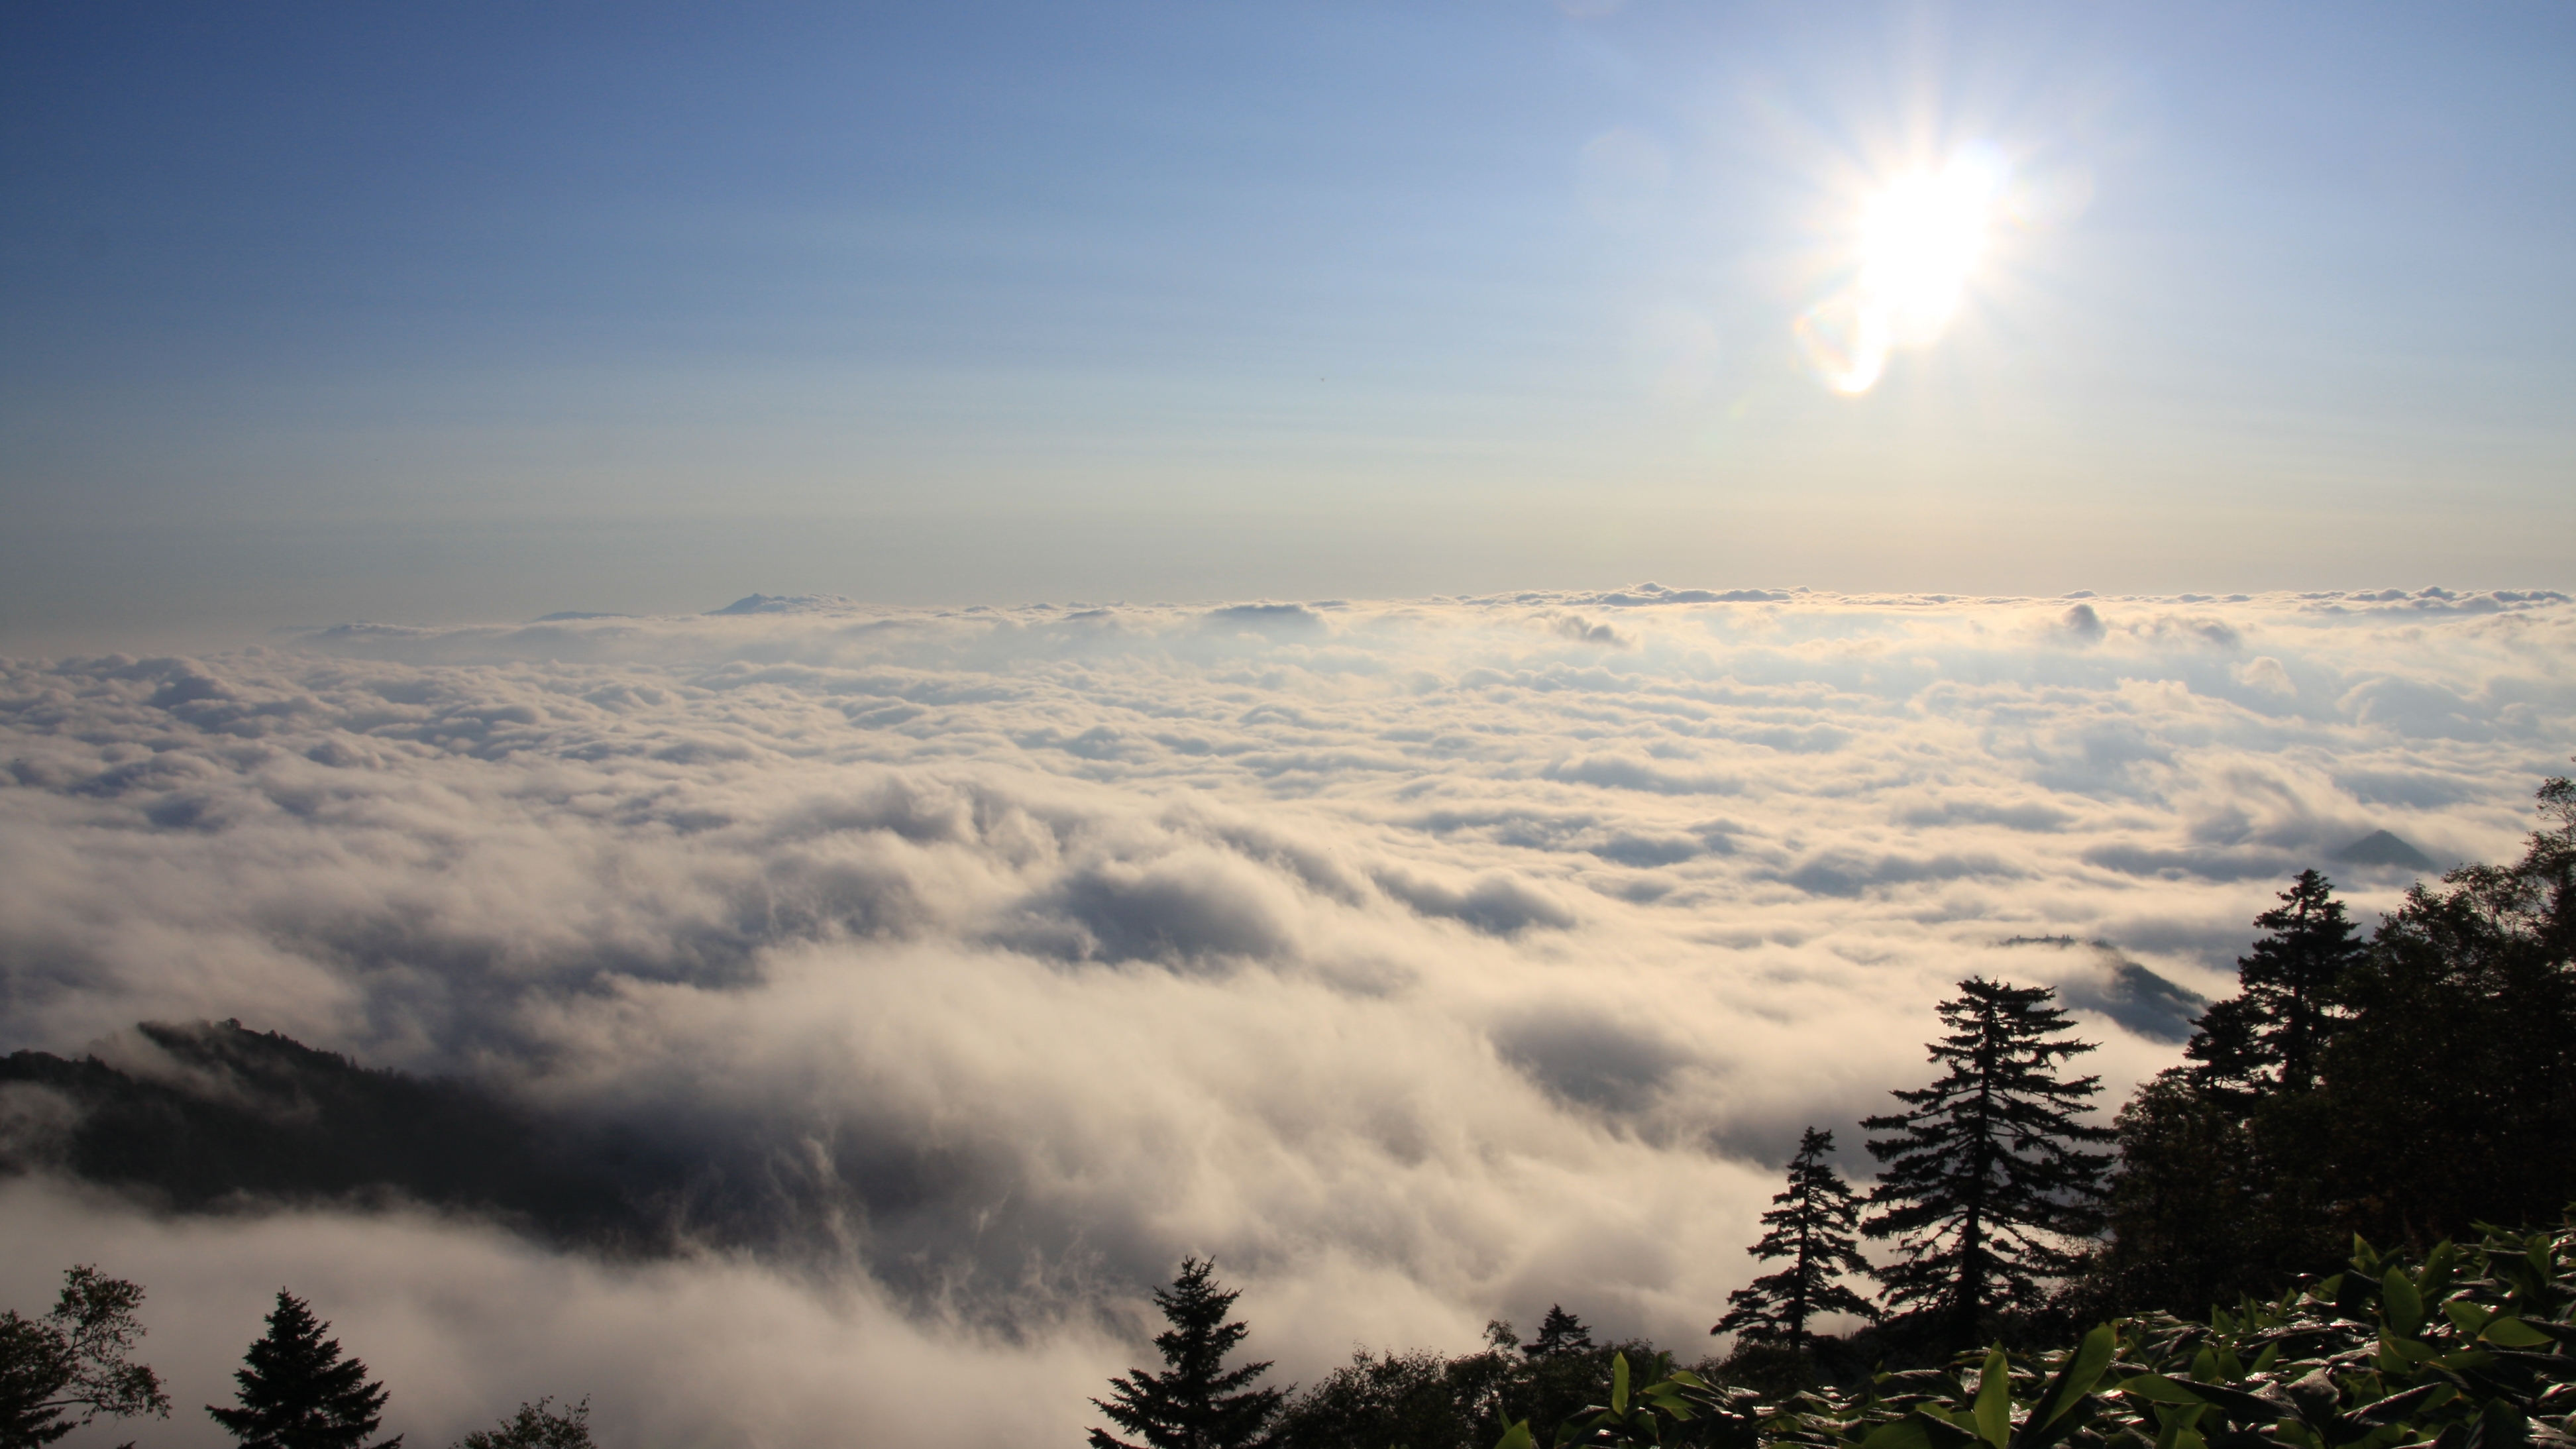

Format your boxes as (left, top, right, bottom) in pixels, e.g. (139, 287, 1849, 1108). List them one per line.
(3, 587, 2570, 1446)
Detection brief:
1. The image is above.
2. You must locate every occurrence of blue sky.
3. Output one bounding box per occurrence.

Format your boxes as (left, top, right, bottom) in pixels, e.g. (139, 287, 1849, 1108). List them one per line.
(3, 1, 2571, 646)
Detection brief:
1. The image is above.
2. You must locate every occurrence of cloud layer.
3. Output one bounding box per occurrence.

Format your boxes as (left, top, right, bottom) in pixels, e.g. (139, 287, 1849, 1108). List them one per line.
(3, 586, 2570, 1446)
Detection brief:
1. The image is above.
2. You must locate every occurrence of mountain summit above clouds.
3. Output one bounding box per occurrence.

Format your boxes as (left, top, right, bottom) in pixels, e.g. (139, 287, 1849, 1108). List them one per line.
(709, 592, 865, 615)
(2332, 829, 2440, 871)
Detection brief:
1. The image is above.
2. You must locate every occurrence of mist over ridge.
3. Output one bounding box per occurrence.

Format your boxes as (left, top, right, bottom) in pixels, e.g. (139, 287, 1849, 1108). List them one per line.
(3, 584, 2571, 1448)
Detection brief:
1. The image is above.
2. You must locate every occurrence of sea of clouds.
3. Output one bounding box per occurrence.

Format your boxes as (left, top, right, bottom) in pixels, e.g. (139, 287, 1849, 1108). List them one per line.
(3, 584, 2571, 1448)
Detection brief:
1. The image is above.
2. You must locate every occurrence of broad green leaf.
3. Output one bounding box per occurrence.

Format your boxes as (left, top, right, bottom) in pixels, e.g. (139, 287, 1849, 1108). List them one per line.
(2481, 1316, 2553, 1348)
(1613, 1352, 1630, 1417)
(2018, 1324, 2119, 1446)
(2381, 1266, 2424, 1339)
(1859, 1418, 1933, 1449)
(2248, 1342, 2280, 1376)
(2376, 1330, 2436, 1375)
(1664, 1369, 1708, 1390)
(2115, 1375, 2286, 1424)
(2118, 1375, 2206, 1407)
(1915, 1409, 1988, 1449)
(2446, 1301, 2495, 1336)
(1973, 1349, 2012, 1449)
(2420, 1240, 2458, 1303)
(1494, 1421, 1534, 1449)
(2152, 1399, 2208, 1449)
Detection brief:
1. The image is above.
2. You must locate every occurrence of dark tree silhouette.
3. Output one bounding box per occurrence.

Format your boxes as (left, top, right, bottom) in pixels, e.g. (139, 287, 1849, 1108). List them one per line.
(1712, 1127, 1878, 1350)
(1, 1265, 170, 1449)
(1863, 978, 2113, 1348)
(2322, 777, 2576, 1246)
(1519, 1306, 1593, 1361)
(2186, 870, 2363, 1095)
(207, 1291, 400, 1449)
(1088, 1258, 1281, 1449)
(447, 1397, 592, 1449)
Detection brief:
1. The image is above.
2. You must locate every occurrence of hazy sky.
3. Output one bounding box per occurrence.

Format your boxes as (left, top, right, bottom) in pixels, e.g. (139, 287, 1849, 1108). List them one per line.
(3, 2, 2571, 648)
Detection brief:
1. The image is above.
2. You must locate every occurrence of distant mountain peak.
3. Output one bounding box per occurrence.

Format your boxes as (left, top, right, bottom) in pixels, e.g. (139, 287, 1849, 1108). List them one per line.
(708, 593, 859, 616)
(2332, 829, 2438, 871)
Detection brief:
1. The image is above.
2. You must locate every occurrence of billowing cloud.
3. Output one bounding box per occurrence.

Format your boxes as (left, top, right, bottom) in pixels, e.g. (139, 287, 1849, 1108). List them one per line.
(2, 587, 2569, 1446)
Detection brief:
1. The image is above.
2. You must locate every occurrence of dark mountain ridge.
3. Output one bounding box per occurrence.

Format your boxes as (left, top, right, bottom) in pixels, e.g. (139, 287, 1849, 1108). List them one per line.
(0, 1019, 685, 1252)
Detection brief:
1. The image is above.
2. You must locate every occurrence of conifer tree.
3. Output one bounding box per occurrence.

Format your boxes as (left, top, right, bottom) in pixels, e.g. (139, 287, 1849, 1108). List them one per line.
(1712, 1127, 1877, 1350)
(207, 1291, 400, 1449)
(1519, 1306, 1594, 1361)
(1088, 1258, 1281, 1449)
(2186, 869, 2363, 1095)
(1863, 978, 2113, 1348)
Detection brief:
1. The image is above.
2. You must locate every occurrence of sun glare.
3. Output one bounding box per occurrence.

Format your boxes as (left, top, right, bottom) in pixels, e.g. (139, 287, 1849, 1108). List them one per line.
(1799, 146, 2007, 395)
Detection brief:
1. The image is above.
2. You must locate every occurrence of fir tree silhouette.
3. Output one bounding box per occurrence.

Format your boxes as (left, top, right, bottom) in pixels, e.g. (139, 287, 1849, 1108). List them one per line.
(1087, 1258, 1281, 1449)
(1712, 1126, 1878, 1350)
(1863, 978, 2113, 1348)
(206, 1291, 400, 1449)
(2186, 869, 2363, 1095)
(1520, 1305, 1594, 1361)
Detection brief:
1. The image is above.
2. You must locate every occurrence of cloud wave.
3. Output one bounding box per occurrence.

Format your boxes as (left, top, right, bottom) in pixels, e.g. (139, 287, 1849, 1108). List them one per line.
(3, 586, 2570, 1445)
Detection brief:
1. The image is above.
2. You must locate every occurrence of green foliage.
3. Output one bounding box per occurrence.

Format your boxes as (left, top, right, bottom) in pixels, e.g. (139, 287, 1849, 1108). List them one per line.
(1265, 1325, 1688, 1449)
(1089, 1258, 1282, 1449)
(1716, 1128, 1880, 1352)
(0, 1265, 171, 1449)
(2078, 1066, 2329, 1321)
(2089, 772, 2576, 1318)
(2318, 794, 2576, 1247)
(1864, 979, 2115, 1348)
(1505, 1220, 2576, 1449)
(1265, 1347, 1494, 1449)
(207, 1290, 401, 1449)
(1532, 1311, 1603, 1362)
(448, 1397, 592, 1449)
(2186, 870, 2364, 1097)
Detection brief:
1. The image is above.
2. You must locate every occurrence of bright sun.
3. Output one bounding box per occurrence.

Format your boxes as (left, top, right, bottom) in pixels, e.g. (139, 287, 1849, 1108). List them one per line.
(1799, 146, 2008, 394)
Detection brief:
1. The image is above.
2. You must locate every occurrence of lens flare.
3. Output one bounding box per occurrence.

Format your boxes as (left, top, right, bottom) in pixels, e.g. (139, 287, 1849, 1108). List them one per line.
(1799, 145, 2008, 395)
(1794, 292, 1891, 396)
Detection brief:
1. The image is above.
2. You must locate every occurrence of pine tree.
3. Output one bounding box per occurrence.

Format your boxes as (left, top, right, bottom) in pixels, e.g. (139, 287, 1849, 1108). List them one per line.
(1087, 1258, 1281, 1449)
(1711, 1127, 1878, 1350)
(2186, 870, 2363, 1095)
(206, 1291, 400, 1449)
(1519, 1306, 1593, 1361)
(1863, 978, 2114, 1348)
